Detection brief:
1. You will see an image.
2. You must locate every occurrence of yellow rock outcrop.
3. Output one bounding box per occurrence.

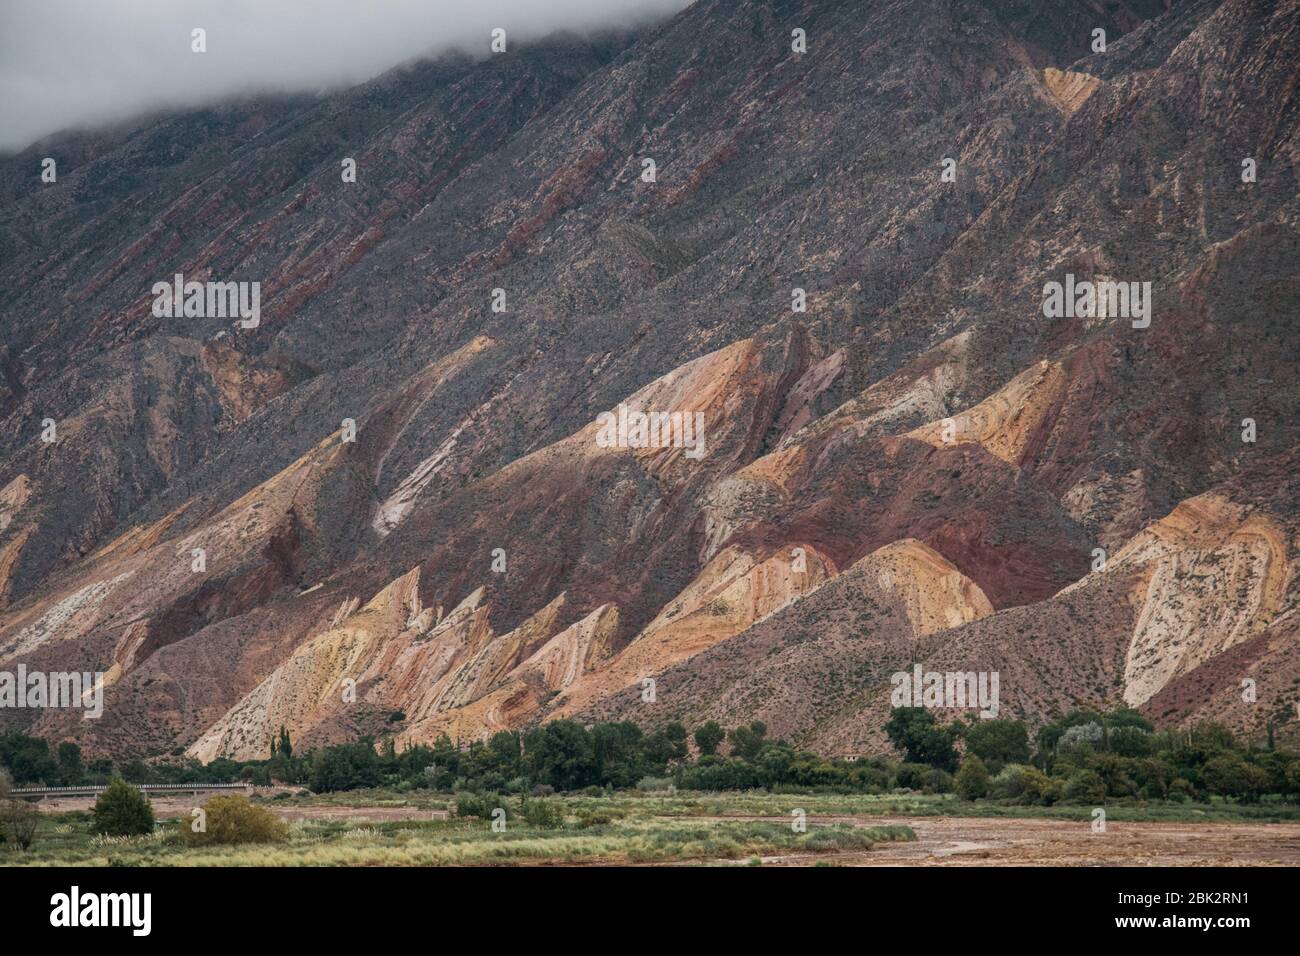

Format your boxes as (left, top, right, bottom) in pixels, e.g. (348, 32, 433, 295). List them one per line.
(904, 360, 1064, 467)
(1113, 493, 1293, 706)
(1042, 67, 1102, 115)
(853, 539, 994, 636)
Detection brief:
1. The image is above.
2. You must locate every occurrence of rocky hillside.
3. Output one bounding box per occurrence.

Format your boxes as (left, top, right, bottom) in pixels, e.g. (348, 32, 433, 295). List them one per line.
(1, 0, 1297, 759)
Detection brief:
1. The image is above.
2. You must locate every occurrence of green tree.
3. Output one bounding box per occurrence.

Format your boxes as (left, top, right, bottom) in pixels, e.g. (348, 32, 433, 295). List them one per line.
(487, 731, 523, 778)
(962, 718, 1030, 770)
(1202, 754, 1268, 800)
(989, 764, 1060, 805)
(1107, 726, 1153, 757)
(884, 708, 958, 771)
(119, 758, 153, 783)
(91, 778, 155, 836)
(1189, 721, 1238, 752)
(592, 722, 645, 788)
(308, 738, 381, 792)
(1104, 708, 1154, 732)
(727, 721, 767, 762)
(1092, 753, 1139, 797)
(1034, 709, 1104, 765)
(693, 721, 725, 757)
(761, 745, 802, 785)
(1062, 768, 1107, 804)
(954, 755, 990, 800)
(0, 732, 58, 784)
(56, 741, 84, 786)
(523, 720, 597, 791)
(277, 726, 293, 760)
(643, 722, 689, 765)
(1284, 759, 1300, 799)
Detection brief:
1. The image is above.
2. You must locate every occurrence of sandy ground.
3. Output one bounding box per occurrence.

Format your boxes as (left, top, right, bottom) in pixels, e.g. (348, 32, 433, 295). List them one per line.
(735, 814, 1300, 866)
(35, 795, 1300, 865)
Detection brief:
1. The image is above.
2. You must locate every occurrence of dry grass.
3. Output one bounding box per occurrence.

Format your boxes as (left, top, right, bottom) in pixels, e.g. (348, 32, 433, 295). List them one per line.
(2, 792, 918, 867)
(15, 787, 1292, 867)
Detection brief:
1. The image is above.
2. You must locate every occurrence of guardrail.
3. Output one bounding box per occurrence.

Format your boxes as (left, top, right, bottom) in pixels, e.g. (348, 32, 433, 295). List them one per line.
(11, 782, 252, 798)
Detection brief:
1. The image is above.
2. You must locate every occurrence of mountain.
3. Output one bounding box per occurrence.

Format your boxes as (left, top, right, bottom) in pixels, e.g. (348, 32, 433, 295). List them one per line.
(1, 0, 1297, 760)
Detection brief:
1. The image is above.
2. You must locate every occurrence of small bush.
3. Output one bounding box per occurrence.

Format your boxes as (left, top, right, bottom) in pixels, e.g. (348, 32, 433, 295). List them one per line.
(800, 827, 874, 852)
(990, 764, 1059, 805)
(180, 795, 288, 846)
(1063, 769, 1107, 804)
(894, 763, 932, 791)
(1, 799, 39, 851)
(921, 768, 954, 794)
(92, 779, 154, 836)
(520, 797, 564, 829)
(954, 756, 990, 800)
(455, 792, 506, 820)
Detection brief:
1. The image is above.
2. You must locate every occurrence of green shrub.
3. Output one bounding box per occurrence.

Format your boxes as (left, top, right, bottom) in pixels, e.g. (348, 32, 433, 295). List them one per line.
(990, 764, 1059, 805)
(693, 721, 725, 757)
(455, 792, 506, 820)
(894, 762, 932, 791)
(1202, 755, 1270, 800)
(800, 827, 874, 852)
(1063, 769, 1107, 804)
(884, 708, 958, 771)
(520, 796, 564, 829)
(308, 739, 381, 792)
(954, 756, 990, 800)
(1284, 760, 1300, 799)
(962, 718, 1031, 770)
(91, 779, 154, 836)
(922, 768, 954, 794)
(180, 794, 288, 846)
(1, 798, 39, 850)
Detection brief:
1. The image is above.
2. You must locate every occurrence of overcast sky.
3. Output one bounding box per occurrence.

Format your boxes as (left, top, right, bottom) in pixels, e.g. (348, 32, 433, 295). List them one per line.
(0, 0, 690, 153)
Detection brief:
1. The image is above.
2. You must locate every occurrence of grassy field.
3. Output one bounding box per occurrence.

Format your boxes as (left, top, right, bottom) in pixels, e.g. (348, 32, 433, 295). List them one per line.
(227, 787, 1300, 822)
(4, 791, 916, 866)
(6, 789, 1300, 866)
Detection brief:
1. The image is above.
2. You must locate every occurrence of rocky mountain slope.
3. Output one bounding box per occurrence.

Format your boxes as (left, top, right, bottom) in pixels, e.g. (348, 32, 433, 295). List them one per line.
(1, 0, 1297, 759)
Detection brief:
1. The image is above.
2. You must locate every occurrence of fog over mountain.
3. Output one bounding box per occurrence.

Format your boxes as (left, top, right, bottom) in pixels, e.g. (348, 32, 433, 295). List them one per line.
(0, 0, 689, 152)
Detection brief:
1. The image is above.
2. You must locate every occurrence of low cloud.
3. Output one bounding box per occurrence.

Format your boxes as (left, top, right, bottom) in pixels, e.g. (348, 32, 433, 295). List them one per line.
(0, 0, 689, 153)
